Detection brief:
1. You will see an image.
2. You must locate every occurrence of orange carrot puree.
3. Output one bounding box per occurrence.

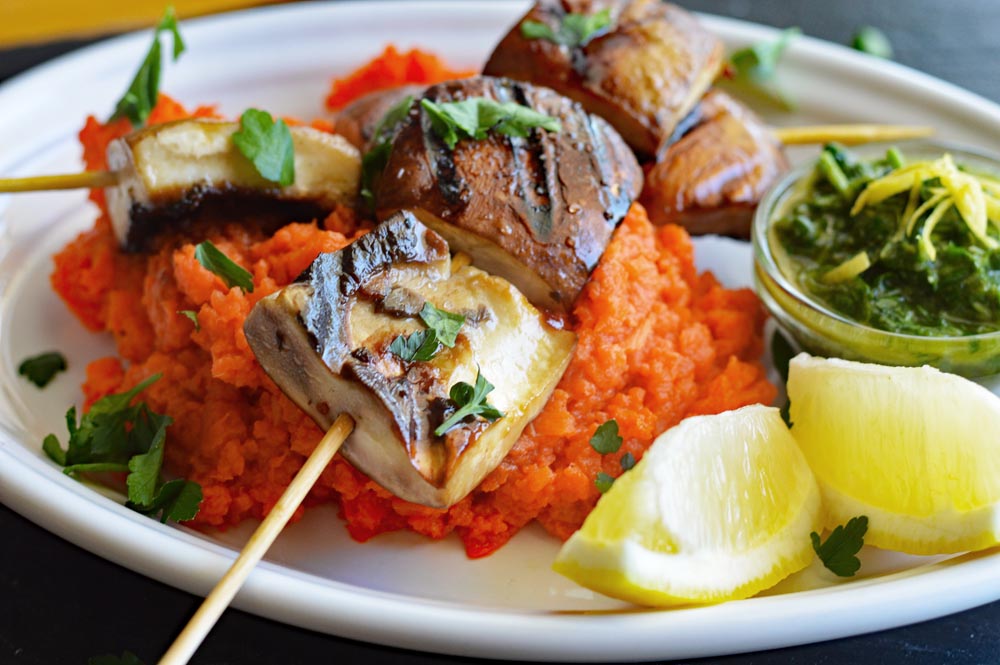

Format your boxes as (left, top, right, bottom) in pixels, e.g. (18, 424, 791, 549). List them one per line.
(51, 54, 774, 558)
(325, 44, 474, 111)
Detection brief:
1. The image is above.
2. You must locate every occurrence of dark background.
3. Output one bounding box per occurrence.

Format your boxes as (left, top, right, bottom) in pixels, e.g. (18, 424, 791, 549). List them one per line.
(2, 1, 999, 664)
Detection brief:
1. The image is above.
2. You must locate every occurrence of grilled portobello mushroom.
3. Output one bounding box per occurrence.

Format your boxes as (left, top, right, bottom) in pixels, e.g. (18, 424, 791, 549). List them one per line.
(373, 76, 642, 313)
(483, 0, 724, 159)
(334, 85, 426, 151)
(640, 90, 790, 237)
(244, 211, 576, 508)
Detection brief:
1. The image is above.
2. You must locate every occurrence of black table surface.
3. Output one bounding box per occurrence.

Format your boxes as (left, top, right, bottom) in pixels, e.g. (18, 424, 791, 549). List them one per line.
(2, 1, 999, 664)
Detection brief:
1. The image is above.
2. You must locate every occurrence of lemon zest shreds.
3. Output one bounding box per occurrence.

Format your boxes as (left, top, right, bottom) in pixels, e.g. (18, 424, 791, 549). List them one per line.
(918, 199, 955, 261)
(904, 190, 947, 237)
(855, 153, 1000, 257)
(823, 251, 871, 284)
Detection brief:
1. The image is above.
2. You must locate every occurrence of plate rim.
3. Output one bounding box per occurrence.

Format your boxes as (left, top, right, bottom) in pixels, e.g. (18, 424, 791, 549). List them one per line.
(1, 2, 999, 661)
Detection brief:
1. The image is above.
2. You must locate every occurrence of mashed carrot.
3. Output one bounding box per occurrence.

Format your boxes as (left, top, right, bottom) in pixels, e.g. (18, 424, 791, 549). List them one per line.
(325, 45, 474, 111)
(51, 65, 774, 558)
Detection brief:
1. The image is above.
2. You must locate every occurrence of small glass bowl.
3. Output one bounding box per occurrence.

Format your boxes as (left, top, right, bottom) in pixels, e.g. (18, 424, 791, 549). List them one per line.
(752, 140, 1000, 378)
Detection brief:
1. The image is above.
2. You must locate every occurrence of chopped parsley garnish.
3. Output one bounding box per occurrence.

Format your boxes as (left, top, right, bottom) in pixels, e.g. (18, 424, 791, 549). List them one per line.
(389, 302, 465, 362)
(194, 240, 254, 293)
(727, 27, 800, 111)
(594, 472, 615, 494)
(589, 419, 623, 454)
(389, 330, 439, 362)
(110, 6, 186, 126)
(360, 94, 414, 209)
(619, 451, 636, 471)
(811, 515, 868, 577)
(851, 26, 893, 59)
(178, 309, 200, 331)
(435, 369, 504, 436)
(232, 109, 295, 186)
(419, 302, 464, 347)
(43, 375, 202, 524)
(521, 8, 613, 48)
(89, 652, 146, 665)
(421, 98, 561, 150)
(18, 351, 67, 388)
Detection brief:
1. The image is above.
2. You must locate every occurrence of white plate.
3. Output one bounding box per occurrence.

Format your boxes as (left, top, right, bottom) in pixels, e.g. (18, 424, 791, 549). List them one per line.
(1, 2, 999, 661)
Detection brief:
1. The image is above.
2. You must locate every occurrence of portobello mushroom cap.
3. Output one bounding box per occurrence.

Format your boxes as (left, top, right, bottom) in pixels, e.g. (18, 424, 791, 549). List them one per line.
(640, 90, 790, 237)
(334, 84, 426, 151)
(373, 76, 642, 313)
(244, 211, 576, 508)
(483, 0, 724, 159)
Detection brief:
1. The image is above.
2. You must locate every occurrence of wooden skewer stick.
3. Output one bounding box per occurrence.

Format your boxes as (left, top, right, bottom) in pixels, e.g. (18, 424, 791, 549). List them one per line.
(773, 124, 935, 146)
(158, 413, 355, 665)
(0, 124, 939, 197)
(0, 170, 118, 193)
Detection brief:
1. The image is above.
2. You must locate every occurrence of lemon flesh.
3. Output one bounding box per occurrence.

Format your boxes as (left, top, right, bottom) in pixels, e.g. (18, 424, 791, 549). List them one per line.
(787, 354, 1000, 554)
(553, 405, 821, 606)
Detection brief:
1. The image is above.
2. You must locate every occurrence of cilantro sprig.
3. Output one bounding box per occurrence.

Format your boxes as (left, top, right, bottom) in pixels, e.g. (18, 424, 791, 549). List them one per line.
(110, 6, 186, 126)
(361, 94, 414, 209)
(727, 27, 800, 111)
(811, 515, 868, 577)
(421, 98, 561, 150)
(232, 109, 296, 186)
(521, 8, 613, 48)
(194, 240, 254, 293)
(43, 375, 202, 524)
(389, 302, 465, 362)
(18, 351, 67, 388)
(435, 370, 504, 436)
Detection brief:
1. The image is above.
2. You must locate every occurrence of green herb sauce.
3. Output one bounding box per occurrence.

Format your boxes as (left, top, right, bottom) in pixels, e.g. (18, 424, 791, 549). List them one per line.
(773, 144, 1000, 336)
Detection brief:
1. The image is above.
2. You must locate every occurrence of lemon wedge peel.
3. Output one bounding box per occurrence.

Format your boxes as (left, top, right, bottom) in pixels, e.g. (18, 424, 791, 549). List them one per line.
(787, 354, 1000, 556)
(553, 405, 822, 607)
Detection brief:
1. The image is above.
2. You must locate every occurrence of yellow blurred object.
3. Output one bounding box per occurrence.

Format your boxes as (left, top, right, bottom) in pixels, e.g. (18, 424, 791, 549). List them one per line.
(0, 0, 279, 48)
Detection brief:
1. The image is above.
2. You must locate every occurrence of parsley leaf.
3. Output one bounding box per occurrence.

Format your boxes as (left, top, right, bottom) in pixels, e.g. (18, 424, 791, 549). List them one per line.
(522, 8, 613, 48)
(811, 515, 868, 577)
(232, 109, 296, 186)
(360, 94, 414, 209)
(589, 419, 622, 455)
(594, 472, 615, 493)
(128, 478, 203, 523)
(89, 652, 146, 665)
(388, 302, 463, 362)
(389, 330, 440, 362)
(178, 309, 200, 330)
(110, 6, 186, 126)
(43, 375, 202, 523)
(194, 240, 254, 293)
(727, 27, 800, 111)
(851, 26, 893, 59)
(620, 451, 636, 471)
(419, 302, 465, 347)
(435, 369, 504, 436)
(421, 98, 561, 150)
(18, 351, 67, 388)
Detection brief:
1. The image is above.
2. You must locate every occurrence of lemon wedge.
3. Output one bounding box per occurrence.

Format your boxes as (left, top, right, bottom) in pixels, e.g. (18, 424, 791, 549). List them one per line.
(787, 354, 1000, 554)
(553, 405, 821, 606)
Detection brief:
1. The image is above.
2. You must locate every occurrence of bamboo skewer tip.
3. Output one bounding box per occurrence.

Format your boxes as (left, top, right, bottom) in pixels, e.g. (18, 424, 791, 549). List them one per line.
(157, 413, 354, 665)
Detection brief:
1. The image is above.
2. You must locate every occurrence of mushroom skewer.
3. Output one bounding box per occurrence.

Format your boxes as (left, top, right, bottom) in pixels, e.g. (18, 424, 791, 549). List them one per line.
(0, 117, 362, 252)
(158, 414, 355, 665)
